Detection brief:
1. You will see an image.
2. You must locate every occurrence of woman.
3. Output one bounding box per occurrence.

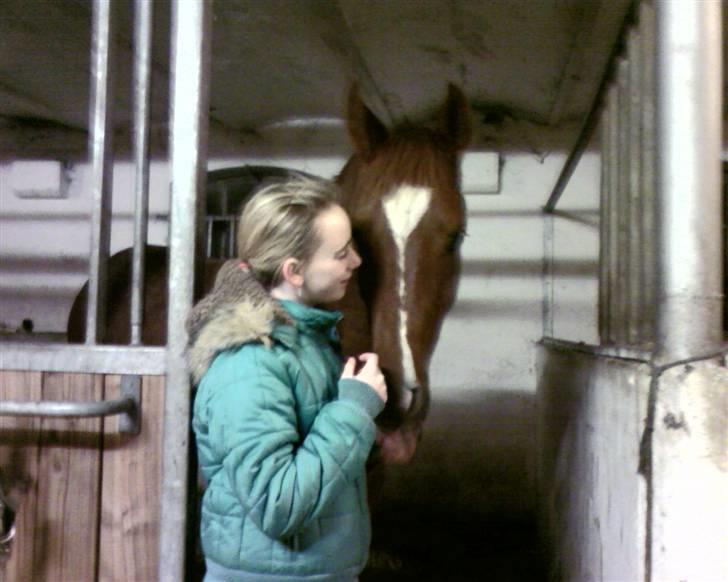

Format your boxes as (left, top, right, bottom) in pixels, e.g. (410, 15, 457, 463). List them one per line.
(187, 176, 387, 581)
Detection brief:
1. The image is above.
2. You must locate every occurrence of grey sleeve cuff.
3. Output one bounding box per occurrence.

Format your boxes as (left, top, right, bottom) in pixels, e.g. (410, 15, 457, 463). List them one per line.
(338, 378, 386, 418)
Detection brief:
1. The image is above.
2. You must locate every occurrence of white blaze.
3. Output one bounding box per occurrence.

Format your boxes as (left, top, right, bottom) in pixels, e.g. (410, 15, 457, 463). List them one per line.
(382, 185, 432, 393)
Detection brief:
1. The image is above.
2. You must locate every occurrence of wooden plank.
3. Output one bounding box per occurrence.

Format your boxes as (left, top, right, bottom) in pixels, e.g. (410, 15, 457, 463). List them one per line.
(32, 372, 103, 581)
(99, 375, 164, 582)
(0, 370, 43, 582)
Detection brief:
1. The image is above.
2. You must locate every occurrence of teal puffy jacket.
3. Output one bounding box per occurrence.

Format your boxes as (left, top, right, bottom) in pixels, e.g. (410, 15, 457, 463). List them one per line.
(187, 261, 384, 580)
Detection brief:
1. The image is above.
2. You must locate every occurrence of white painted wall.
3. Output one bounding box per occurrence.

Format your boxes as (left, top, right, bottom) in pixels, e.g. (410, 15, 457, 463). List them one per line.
(0, 160, 172, 333)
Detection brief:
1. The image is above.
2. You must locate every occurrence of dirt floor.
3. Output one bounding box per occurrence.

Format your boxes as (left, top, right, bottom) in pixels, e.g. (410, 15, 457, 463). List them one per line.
(361, 503, 547, 582)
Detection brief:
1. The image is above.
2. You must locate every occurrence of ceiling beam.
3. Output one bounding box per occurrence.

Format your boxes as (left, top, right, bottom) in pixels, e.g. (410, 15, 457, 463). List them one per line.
(548, 0, 633, 125)
(0, 82, 64, 124)
(326, 0, 396, 125)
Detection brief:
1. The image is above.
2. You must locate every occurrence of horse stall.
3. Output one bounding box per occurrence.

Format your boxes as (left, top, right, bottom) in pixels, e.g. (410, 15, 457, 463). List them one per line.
(537, 2, 727, 581)
(0, 1, 725, 581)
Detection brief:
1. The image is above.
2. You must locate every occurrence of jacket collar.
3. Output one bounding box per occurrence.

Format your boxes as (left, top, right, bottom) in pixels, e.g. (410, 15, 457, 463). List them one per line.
(271, 300, 342, 348)
(277, 299, 342, 330)
(185, 260, 291, 384)
(185, 262, 343, 384)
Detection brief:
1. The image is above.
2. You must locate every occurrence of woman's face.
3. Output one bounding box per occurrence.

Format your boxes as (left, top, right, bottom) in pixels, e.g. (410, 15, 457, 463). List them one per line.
(300, 204, 361, 305)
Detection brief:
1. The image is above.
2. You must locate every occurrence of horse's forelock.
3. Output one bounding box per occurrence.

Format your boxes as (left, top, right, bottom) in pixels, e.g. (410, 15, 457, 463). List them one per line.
(346, 131, 458, 201)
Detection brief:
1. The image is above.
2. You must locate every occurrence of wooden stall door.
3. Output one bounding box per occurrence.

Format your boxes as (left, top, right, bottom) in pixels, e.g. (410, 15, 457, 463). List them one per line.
(0, 371, 164, 582)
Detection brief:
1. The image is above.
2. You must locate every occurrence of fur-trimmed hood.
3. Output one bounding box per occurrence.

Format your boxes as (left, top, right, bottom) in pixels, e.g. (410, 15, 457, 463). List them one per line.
(185, 260, 292, 384)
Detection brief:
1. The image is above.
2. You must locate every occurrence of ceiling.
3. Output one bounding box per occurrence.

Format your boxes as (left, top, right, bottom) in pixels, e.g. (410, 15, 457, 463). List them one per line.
(0, 0, 678, 160)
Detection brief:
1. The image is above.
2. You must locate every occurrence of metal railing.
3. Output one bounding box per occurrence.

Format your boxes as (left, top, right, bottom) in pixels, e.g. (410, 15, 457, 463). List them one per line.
(0, 1, 159, 424)
(0, 0, 208, 574)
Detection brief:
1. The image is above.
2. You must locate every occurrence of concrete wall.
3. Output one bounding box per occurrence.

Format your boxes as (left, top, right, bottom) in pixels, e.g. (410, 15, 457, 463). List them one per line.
(649, 356, 728, 582)
(537, 343, 649, 581)
(537, 343, 728, 582)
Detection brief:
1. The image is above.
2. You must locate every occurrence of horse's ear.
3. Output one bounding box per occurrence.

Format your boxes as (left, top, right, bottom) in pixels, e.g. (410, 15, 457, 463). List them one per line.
(347, 83, 388, 160)
(438, 83, 471, 151)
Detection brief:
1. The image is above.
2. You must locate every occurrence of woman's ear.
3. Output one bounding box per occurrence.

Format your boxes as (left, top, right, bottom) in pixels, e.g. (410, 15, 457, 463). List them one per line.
(280, 257, 304, 288)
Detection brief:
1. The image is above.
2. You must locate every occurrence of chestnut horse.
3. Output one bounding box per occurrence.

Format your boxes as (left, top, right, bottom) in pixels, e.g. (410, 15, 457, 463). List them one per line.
(68, 84, 471, 457)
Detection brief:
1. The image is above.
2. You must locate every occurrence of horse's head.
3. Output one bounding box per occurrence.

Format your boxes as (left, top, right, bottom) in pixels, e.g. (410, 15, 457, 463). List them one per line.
(335, 84, 471, 435)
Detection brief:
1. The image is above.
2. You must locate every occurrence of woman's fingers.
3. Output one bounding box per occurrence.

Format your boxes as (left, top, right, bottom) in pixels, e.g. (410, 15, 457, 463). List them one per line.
(354, 353, 387, 403)
(357, 352, 378, 370)
(340, 353, 387, 403)
(341, 357, 357, 378)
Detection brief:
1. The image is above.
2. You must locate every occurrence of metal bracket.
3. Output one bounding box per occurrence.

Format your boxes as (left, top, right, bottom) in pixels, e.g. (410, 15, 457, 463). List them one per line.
(119, 374, 141, 435)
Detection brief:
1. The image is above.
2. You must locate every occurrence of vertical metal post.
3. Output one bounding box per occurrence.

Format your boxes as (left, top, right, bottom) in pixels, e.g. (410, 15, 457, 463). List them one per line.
(542, 213, 554, 338)
(85, 0, 117, 345)
(159, 1, 211, 580)
(615, 57, 630, 345)
(606, 85, 620, 345)
(639, 1, 657, 348)
(655, 0, 723, 362)
(598, 108, 611, 343)
(627, 29, 643, 345)
(130, 0, 154, 346)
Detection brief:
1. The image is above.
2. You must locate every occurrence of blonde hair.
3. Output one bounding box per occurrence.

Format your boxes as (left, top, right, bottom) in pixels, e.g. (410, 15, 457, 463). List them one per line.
(237, 175, 342, 288)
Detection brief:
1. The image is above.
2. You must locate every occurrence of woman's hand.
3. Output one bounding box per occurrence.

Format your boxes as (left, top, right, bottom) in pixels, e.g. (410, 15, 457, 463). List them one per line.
(341, 353, 387, 404)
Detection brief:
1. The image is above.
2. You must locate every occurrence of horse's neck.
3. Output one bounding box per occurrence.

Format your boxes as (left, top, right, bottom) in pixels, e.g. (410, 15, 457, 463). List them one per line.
(332, 271, 371, 358)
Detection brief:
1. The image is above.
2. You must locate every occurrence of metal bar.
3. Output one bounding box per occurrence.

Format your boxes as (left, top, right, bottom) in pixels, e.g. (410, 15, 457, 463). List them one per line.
(0, 397, 132, 419)
(130, 0, 154, 345)
(0, 343, 165, 375)
(119, 374, 142, 434)
(639, 0, 657, 347)
(227, 217, 236, 257)
(544, 2, 637, 212)
(606, 85, 620, 345)
(205, 216, 213, 256)
(615, 57, 630, 345)
(655, 0, 724, 362)
(159, 1, 211, 580)
(626, 28, 643, 345)
(598, 108, 611, 343)
(85, 0, 117, 345)
(0, 388, 139, 435)
(540, 336, 652, 364)
(542, 213, 554, 337)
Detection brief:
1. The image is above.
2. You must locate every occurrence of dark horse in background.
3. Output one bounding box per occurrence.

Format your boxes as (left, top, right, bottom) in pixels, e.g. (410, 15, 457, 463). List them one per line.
(68, 84, 471, 463)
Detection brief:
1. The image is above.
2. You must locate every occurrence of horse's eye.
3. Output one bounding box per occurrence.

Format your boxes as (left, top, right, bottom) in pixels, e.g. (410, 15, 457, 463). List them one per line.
(446, 229, 466, 253)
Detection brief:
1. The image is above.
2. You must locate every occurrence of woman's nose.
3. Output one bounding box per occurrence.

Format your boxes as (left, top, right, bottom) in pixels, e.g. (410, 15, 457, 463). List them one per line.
(350, 247, 362, 269)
